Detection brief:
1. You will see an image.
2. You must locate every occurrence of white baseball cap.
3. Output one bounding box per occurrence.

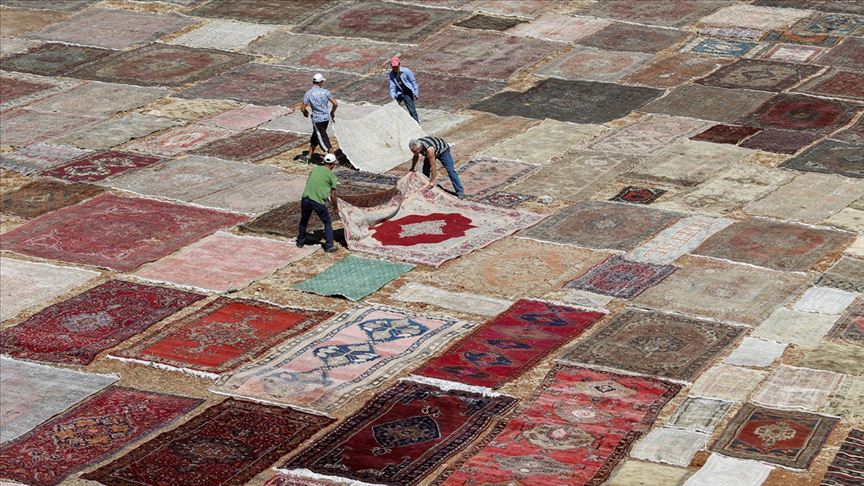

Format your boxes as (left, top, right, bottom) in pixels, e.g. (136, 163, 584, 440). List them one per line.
(323, 154, 337, 164)
(312, 73, 325, 83)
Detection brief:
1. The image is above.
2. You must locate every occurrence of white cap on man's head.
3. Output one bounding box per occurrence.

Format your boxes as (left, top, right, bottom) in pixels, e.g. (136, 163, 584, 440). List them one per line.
(323, 153, 337, 164)
(312, 73, 325, 83)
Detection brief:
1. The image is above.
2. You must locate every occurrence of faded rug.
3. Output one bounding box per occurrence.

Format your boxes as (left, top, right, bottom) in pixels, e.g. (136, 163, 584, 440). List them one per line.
(508, 13, 610, 42)
(192, 172, 308, 215)
(201, 105, 292, 131)
(167, 19, 278, 51)
(828, 297, 864, 343)
(642, 84, 773, 124)
(622, 52, 729, 88)
(0, 179, 103, 218)
(723, 337, 787, 368)
(662, 162, 793, 214)
(193, 130, 304, 162)
(685, 454, 774, 486)
(0, 108, 100, 147)
(124, 124, 237, 157)
(284, 380, 516, 486)
(584, 0, 724, 27)
(668, 397, 732, 434)
(560, 308, 745, 382)
(42, 150, 163, 183)
(753, 365, 845, 411)
(457, 157, 537, 197)
(697, 59, 822, 92)
(53, 113, 176, 151)
(794, 286, 857, 315)
(334, 102, 425, 173)
(537, 46, 652, 83)
(437, 365, 680, 485)
(0, 72, 73, 112)
(629, 139, 752, 186)
(754, 307, 841, 347)
(628, 216, 733, 264)
(564, 255, 677, 299)
(782, 140, 863, 179)
(712, 404, 838, 469)
(700, 4, 811, 30)
(0, 280, 204, 365)
(578, 22, 690, 53)
(0, 143, 91, 176)
(0, 257, 99, 322)
(2, 42, 111, 76)
(690, 364, 768, 402)
(135, 232, 315, 292)
(283, 38, 399, 74)
(588, 114, 710, 155)
(821, 429, 864, 486)
(438, 113, 538, 160)
(481, 120, 604, 165)
(794, 68, 864, 101)
(630, 427, 709, 467)
(0, 386, 201, 486)
(416, 299, 604, 388)
(746, 173, 864, 223)
(29, 81, 167, 117)
(190, 0, 336, 25)
(0, 193, 246, 271)
(212, 305, 474, 413)
(111, 298, 333, 377)
(295, 255, 414, 302)
(83, 399, 334, 486)
(0, 357, 116, 443)
(339, 173, 544, 267)
(391, 282, 511, 317)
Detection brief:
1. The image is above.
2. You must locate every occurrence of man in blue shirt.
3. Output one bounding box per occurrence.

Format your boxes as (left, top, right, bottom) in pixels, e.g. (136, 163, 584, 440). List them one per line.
(388, 57, 420, 123)
(301, 73, 338, 163)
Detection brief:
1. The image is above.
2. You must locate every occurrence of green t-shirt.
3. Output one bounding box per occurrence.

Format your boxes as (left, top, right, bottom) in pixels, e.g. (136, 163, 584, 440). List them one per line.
(302, 165, 338, 205)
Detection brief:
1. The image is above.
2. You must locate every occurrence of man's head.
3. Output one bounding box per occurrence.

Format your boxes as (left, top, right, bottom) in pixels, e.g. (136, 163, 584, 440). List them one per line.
(312, 73, 325, 84)
(408, 139, 422, 155)
(323, 153, 337, 166)
(390, 56, 400, 72)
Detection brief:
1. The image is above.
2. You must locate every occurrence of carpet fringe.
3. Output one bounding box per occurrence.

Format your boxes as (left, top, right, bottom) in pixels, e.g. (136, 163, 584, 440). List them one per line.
(274, 468, 386, 486)
(106, 355, 220, 380)
(403, 375, 509, 397)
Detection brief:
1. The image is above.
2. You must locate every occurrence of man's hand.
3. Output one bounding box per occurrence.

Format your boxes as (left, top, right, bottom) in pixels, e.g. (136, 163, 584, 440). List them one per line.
(302, 110, 309, 118)
(330, 111, 336, 122)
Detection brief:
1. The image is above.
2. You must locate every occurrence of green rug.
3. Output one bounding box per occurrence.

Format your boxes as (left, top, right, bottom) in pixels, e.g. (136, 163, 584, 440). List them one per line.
(294, 255, 414, 301)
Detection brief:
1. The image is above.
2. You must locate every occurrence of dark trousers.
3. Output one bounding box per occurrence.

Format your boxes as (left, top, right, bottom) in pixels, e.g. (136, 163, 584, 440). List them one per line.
(310, 120, 331, 152)
(397, 92, 420, 123)
(298, 197, 334, 249)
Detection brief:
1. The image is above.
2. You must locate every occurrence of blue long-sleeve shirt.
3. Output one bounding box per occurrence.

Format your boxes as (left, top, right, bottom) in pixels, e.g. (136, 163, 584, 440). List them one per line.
(388, 67, 419, 100)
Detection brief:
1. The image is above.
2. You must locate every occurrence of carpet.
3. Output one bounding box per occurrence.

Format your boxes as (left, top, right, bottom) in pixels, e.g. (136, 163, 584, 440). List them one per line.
(0, 179, 103, 218)
(668, 397, 732, 434)
(610, 186, 666, 205)
(124, 124, 237, 157)
(753, 365, 845, 411)
(538, 46, 653, 83)
(628, 216, 733, 264)
(754, 307, 842, 347)
(740, 93, 859, 134)
(477, 191, 533, 208)
(438, 113, 539, 160)
(416, 299, 604, 388)
(297, 1, 461, 43)
(27, 8, 195, 49)
(631, 139, 751, 186)
(701, 4, 811, 29)
(0, 356, 116, 443)
(583, 0, 726, 27)
(680, 37, 758, 58)
(339, 173, 544, 267)
(135, 232, 315, 292)
(283, 38, 399, 74)
(454, 13, 526, 31)
(643, 84, 773, 124)
(608, 461, 690, 486)
(745, 173, 864, 223)
(560, 308, 746, 382)
(0, 386, 201, 486)
(53, 113, 177, 151)
(436, 365, 680, 485)
(821, 429, 864, 486)
(636, 255, 807, 326)
(782, 140, 863, 179)
(0, 257, 99, 322)
(167, 19, 278, 51)
(1, 280, 204, 365)
(193, 130, 304, 162)
(508, 13, 610, 42)
(759, 43, 827, 63)
(340, 72, 505, 112)
(794, 287, 857, 315)
(284, 380, 516, 485)
(30, 81, 167, 117)
(202, 105, 292, 131)
(0, 8, 67, 37)
(621, 53, 730, 88)
(693, 218, 855, 272)
(0, 108, 101, 147)
(564, 255, 677, 299)
(588, 115, 710, 155)
(828, 297, 864, 343)
(139, 98, 241, 122)
(685, 455, 774, 486)
(578, 22, 690, 53)
(193, 172, 308, 215)
(822, 378, 864, 419)
(190, 0, 337, 25)
(712, 404, 838, 469)
(212, 305, 474, 413)
(795, 68, 864, 101)
(457, 157, 536, 197)
(818, 37, 864, 70)
(630, 427, 709, 467)
(697, 59, 821, 92)
(70, 43, 251, 87)
(0, 193, 246, 271)
(0, 143, 91, 176)
(738, 128, 822, 154)
(506, 149, 638, 201)
(83, 399, 333, 486)
(690, 364, 768, 402)
(246, 31, 322, 57)
(793, 12, 864, 34)
(482, 120, 604, 165)
(42, 150, 163, 183)
(664, 162, 793, 214)
(295, 255, 413, 301)
(2, 42, 111, 76)
(521, 200, 683, 251)
(764, 30, 839, 47)
(691, 124, 762, 145)
(470, 78, 663, 123)
(111, 298, 333, 377)
(334, 102, 426, 173)
(5, 0, 95, 11)
(0, 72, 74, 112)
(391, 282, 511, 317)
(723, 337, 787, 368)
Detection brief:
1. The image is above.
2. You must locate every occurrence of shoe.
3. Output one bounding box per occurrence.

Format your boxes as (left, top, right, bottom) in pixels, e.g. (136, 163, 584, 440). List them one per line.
(456, 192, 466, 199)
(324, 246, 337, 253)
(296, 241, 304, 248)
(297, 154, 309, 163)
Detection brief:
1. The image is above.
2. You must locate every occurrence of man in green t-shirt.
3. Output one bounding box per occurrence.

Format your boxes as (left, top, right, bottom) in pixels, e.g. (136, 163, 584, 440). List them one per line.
(297, 153, 339, 252)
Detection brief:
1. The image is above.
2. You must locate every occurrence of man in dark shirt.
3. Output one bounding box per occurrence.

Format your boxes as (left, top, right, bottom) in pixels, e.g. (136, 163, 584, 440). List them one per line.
(409, 136, 464, 198)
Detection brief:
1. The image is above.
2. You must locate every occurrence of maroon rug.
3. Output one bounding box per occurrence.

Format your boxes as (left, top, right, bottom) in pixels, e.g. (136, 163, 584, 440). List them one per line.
(42, 150, 163, 182)
(690, 124, 761, 145)
(739, 93, 858, 134)
(193, 130, 304, 161)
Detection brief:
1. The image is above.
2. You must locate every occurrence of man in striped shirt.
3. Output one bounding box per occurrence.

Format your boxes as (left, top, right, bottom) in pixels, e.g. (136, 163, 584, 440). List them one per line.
(409, 137, 465, 198)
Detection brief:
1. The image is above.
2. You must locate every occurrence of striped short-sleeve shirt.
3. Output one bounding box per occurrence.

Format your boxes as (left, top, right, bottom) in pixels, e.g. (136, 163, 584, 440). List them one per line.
(417, 136, 450, 158)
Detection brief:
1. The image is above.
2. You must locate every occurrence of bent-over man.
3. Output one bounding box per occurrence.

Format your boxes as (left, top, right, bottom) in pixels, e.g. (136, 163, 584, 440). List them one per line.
(297, 153, 339, 253)
(409, 136, 464, 198)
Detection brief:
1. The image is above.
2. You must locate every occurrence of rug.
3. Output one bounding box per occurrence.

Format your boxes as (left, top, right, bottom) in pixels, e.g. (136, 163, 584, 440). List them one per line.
(697, 59, 821, 92)
(193, 172, 307, 215)
(416, 299, 604, 388)
(764, 30, 840, 47)
(454, 13, 526, 31)
(190, 0, 336, 24)
(521, 200, 683, 251)
(28, 8, 195, 49)
(745, 173, 864, 223)
(212, 305, 474, 413)
(754, 307, 842, 347)
(1, 194, 245, 271)
(111, 298, 333, 377)
(42, 150, 163, 183)
(817, 37, 864, 69)
(689, 364, 768, 401)
(802, 341, 864, 375)
(264, 475, 344, 486)
(630, 427, 710, 467)
(53, 113, 177, 151)
(685, 455, 774, 486)
(0, 257, 99, 322)
(795, 68, 864, 101)
(5, 0, 95, 11)
(822, 377, 864, 419)
(340, 72, 505, 112)
(295, 255, 414, 301)
(583, 0, 726, 27)
(438, 113, 539, 160)
(138, 98, 241, 122)
(665, 162, 793, 214)
(712, 404, 838, 469)
(668, 397, 732, 434)
(436, 365, 680, 485)
(339, 173, 544, 267)
(758, 43, 827, 63)
(167, 19, 278, 51)
(628, 216, 733, 264)
(636, 255, 807, 326)
(561, 308, 744, 382)
(794, 286, 858, 314)
(2, 42, 111, 76)
(564, 256, 676, 299)
(782, 140, 863, 179)
(0, 356, 116, 443)
(1, 279, 204, 365)
(0, 8, 67, 37)
(0, 71, 76, 112)
(391, 282, 511, 317)
(723, 337, 787, 368)
(508, 13, 609, 41)
(456, 157, 536, 197)
(334, 102, 425, 173)
(297, 1, 461, 42)
(538, 46, 653, 83)
(283, 38, 399, 74)
(0, 108, 101, 147)
(821, 429, 864, 486)
(643, 84, 774, 123)
(793, 12, 864, 34)
(481, 120, 604, 165)
(680, 37, 758, 58)
(124, 124, 237, 156)
(0, 179, 103, 218)
(693, 218, 855, 272)
(470, 78, 663, 123)
(631, 139, 751, 186)
(753, 365, 845, 411)
(201, 105, 292, 131)
(30, 81, 168, 117)
(622, 53, 730, 88)
(701, 4, 811, 30)
(578, 22, 690, 53)
(691, 124, 762, 144)
(588, 115, 710, 155)
(826, 208, 864, 232)
(608, 461, 690, 486)
(246, 31, 322, 57)
(828, 297, 864, 343)
(83, 399, 333, 486)
(193, 130, 303, 162)
(0, 386, 201, 486)
(738, 128, 822, 154)
(0, 143, 91, 175)
(135, 232, 315, 292)
(740, 94, 859, 134)
(610, 186, 666, 205)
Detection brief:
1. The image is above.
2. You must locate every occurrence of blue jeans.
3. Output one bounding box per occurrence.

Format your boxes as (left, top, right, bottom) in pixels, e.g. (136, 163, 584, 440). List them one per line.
(423, 148, 464, 195)
(397, 93, 420, 123)
(298, 197, 334, 249)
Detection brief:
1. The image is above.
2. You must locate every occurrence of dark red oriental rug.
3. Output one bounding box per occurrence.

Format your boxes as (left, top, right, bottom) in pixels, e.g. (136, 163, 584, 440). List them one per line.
(42, 150, 163, 182)
(416, 299, 605, 388)
(83, 398, 334, 486)
(112, 298, 334, 376)
(0, 386, 201, 486)
(821, 428, 864, 486)
(564, 255, 677, 299)
(285, 381, 517, 486)
(0, 280, 204, 365)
